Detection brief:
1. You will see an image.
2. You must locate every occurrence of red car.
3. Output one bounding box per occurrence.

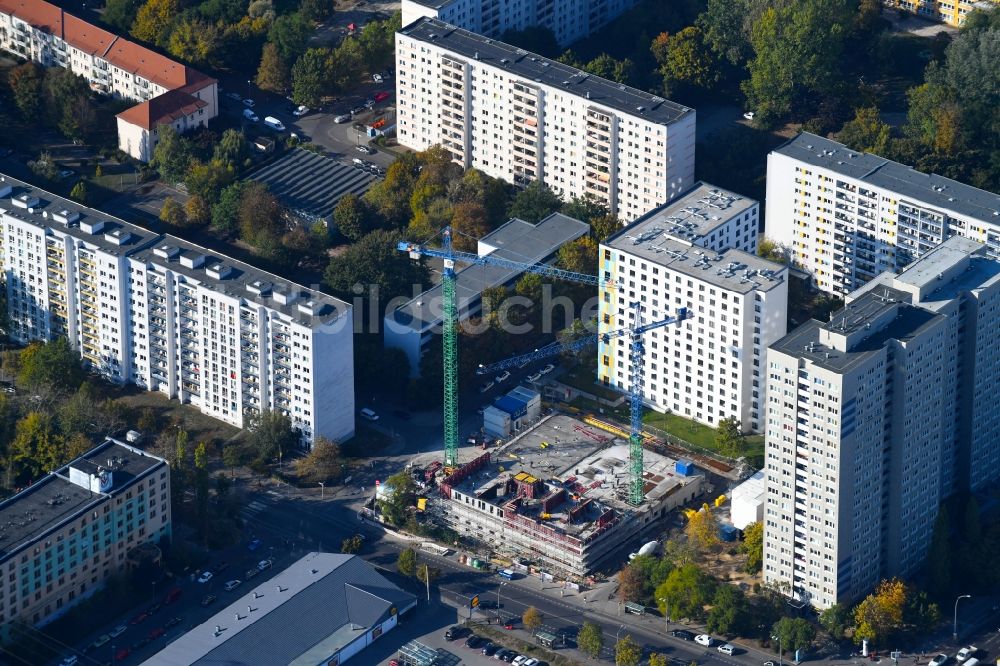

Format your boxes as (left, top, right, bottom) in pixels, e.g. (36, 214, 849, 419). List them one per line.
(373, 91, 390, 103)
(163, 587, 182, 604)
(148, 627, 165, 640)
(129, 612, 148, 625)
(115, 647, 130, 661)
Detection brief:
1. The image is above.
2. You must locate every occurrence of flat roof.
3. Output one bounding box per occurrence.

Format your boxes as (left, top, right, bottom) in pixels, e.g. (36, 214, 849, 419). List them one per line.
(448, 414, 700, 539)
(631, 182, 757, 245)
(390, 212, 589, 332)
(399, 18, 693, 126)
(144, 553, 416, 665)
(405, 0, 454, 9)
(773, 132, 1000, 224)
(248, 148, 378, 225)
(0, 175, 158, 256)
(130, 235, 350, 328)
(605, 220, 786, 294)
(0, 440, 166, 562)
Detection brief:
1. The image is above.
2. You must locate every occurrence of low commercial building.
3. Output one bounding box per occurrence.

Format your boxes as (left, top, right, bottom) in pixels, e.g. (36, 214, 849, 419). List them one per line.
(385, 212, 589, 376)
(483, 385, 542, 437)
(144, 552, 417, 665)
(401, 0, 641, 47)
(729, 470, 765, 530)
(396, 18, 695, 222)
(881, 0, 997, 27)
(0, 439, 170, 632)
(436, 414, 703, 577)
(0, 0, 218, 162)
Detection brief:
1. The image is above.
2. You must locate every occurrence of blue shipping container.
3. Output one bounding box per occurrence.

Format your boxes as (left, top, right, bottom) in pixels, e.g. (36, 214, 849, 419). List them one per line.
(675, 459, 694, 476)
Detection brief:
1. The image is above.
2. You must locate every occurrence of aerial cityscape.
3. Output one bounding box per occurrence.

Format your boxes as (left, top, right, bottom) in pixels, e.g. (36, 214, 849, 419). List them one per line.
(0, 0, 997, 665)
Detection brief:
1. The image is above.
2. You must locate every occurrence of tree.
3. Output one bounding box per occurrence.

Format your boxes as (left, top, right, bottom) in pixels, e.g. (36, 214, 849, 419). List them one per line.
(448, 168, 509, 228)
(583, 53, 633, 84)
(185, 195, 211, 225)
(18, 339, 83, 390)
(686, 504, 720, 552)
(515, 273, 543, 307)
(222, 444, 246, 478)
(301, 0, 333, 22)
(757, 238, 789, 264)
(212, 182, 246, 237)
(697, 0, 752, 66)
(556, 236, 598, 275)
(295, 437, 342, 483)
(9, 62, 43, 121)
(213, 129, 251, 169)
(136, 408, 157, 434)
(238, 181, 285, 251)
(415, 563, 440, 584)
(715, 417, 745, 457)
(185, 159, 235, 204)
(578, 621, 604, 658)
(397, 547, 417, 576)
(654, 27, 719, 92)
(333, 193, 369, 241)
(616, 634, 641, 666)
(268, 12, 311, 64)
(10, 412, 63, 479)
(341, 534, 363, 554)
(291, 48, 332, 107)
(618, 563, 646, 603)
(159, 197, 187, 227)
(656, 563, 715, 621)
(29, 151, 59, 181)
(150, 125, 193, 183)
(838, 107, 891, 155)
(378, 470, 418, 527)
(772, 617, 816, 655)
(324, 229, 430, 302)
(650, 654, 670, 666)
(740, 521, 763, 574)
(69, 181, 89, 205)
(450, 202, 490, 251)
(246, 409, 297, 463)
(130, 0, 180, 47)
(707, 585, 750, 636)
(508, 180, 562, 224)
(168, 18, 220, 66)
(853, 578, 907, 644)
(57, 383, 99, 437)
(522, 606, 543, 632)
(256, 43, 290, 93)
(819, 603, 852, 639)
(103, 0, 142, 33)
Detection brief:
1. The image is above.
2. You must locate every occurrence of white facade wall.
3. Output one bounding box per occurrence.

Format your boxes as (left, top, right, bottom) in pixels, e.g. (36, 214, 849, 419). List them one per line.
(396, 25, 695, 222)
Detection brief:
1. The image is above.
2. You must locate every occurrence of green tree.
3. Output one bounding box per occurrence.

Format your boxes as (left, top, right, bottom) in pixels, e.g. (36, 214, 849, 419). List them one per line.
(450, 202, 490, 251)
(584, 53, 633, 84)
(650, 654, 670, 666)
(294, 437, 342, 483)
(211, 182, 246, 237)
(167, 18, 220, 66)
(697, 0, 753, 66)
(757, 238, 789, 264)
(715, 417, 745, 457)
(448, 168, 509, 228)
(578, 621, 604, 658)
(397, 547, 417, 576)
(522, 606, 543, 632)
(590, 214, 620, 242)
(707, 585, 750, 636)
(333, 193, 370, 241)
(740, 521, 763, 574)
(508, 180, 562, 224)
(246, 409, 297, 463)
(515, 272, 543, 306)
(256, 42, 290, 93)
(222, 443, 246, 478)
(341, 534, 363, 554)
(10, 412, 63, 479)
(561, 195, 609, 225)
(151, 125, 193, 183)
(378, 470, 418, 527)
(57, 383, 99, 437)
(237, 181, 284, 251)
(616, 634, 641, 666)
(130, 0, 180, 47)
(8, 62, 43, 121)
(556, 236, 598, 275)
(159, 197, 187, 227)
(103, 0, 142, 33)
(415, 563, 440, 584)
(324, 229, 429, 302)
(268, 12, 311, 64)
(291, 48, 332, 107)
(656, 563, 715, 621)
(654, 27, 719, 92)
(68, 181, 88, 205)
(301, 0, 332, 22)
(18, 339, 83, 390)
(772, 617, 816, 655)
(214, 129, 251, 169)
(838, 107, 891, 155)
(819, 603, 852, 639)
(185, 159, 235, 204)
(28, 152, 58, 181)
(136, 407, 157, 434)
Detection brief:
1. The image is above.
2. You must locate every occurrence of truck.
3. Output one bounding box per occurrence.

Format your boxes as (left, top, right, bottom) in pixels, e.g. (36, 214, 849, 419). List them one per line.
(264, 116, 285, 131)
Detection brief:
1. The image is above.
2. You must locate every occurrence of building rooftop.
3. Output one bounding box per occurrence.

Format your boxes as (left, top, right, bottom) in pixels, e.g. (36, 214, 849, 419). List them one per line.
(399, 18, 693, 126)
(773, 132, 1000, 224)
(0, 440, 166, 563)
(389, 212, 589, 332)
(116, 89, 208, 130)
(631, 182, 756, 246)
(444, 414, 700, 540)
(405, 0, 455, 9)
(0, 175, 159, 256)
(130, 235, 351, 328)
(605, 218, 786, 294)
(143, 553, 416, 666)
(248, 148, 377, 226)
(731, 470, 765, 504)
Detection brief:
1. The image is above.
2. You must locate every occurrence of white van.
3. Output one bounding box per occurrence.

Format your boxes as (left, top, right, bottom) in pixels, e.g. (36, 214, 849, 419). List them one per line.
(360, 407, 379, 421)
(264, 116, 285, 131)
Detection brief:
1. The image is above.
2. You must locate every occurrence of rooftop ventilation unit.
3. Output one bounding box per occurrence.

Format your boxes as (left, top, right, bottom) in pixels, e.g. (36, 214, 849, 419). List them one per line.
(105, 229, 131, 246)
(206, 263, 232, 280)
(246, 280, 272, 296)
(154, 244, 180, 260)
(79, 219, 104, 234)
(52, 209, 79, 224)
(12, 194, 39, 209)
(179, 252, 206, 269)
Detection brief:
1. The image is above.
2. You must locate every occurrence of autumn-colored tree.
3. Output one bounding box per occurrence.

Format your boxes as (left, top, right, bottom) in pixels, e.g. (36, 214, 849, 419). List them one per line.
(69, 181, 89, 205)
(853, 578, 907, 644)
(653, 26, 719, 92)
(556, 236, 598, 275)
(932, 104, 964, 156)
(160, 197, 187, 227)
(167, 18, 220, 66)
(616, 634, 641, 666)
(649, 654, 670, 666)
(618, 563, 646, 603)
(740, 521, 764, 574)
(686, 504, 720, 552)
(757, 238, 789, 264)
(655, 563, 715, 621)
(130, 0, 180, 47)
(295, 437, 343, 483)
(838, 107, 891, 155)
(450, 202, 490, 251)
(578, 621, 604, 658)
(522, 606, 543, 631)
(256, 43, 290, 93)
(8, 62, 43, 120)
(185, 195, 210, 226)
(10, 412, 63, 479)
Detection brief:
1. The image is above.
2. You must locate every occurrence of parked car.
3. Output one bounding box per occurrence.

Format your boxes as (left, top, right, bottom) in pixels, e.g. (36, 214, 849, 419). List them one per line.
(479, 381, 495, 393)
(248, 537, 263, 551)
(226, 92, 242, 100)
(359, 407, 379, 421)
(718, 643, 735, 655)
(695, 634, 713, 646)
(245, 568, 260, 580)
(351, 105, 366, 115)
(58, 169, 75, 179)
(212, 562, 229, 574)
(224, 579, 242, 592)
(444, 625, 467, 641)
(59, 656, 78, 666)
(363, 97, 376, 108)
(465, 635, 484, 649)
(148, 627, 165, 640)
(165, 617, 182, 629)
(90, 634, 111, 649)
(292, 105, 309, 116)
(494, 370, 511, 383)
(522, 659, 540, 666)
(539, 363, 555, 374)
(115, 648, 130, 661)
(930, 656, 950, 666)
(957, 648, 979, 662)
(131, 638, 149, 651)
(527, 371, 542, 382)
(355, 145, 375, 155)
(242, 98, 255, 107)
(512, 657, 529, 666)
(743, 111, 755, 120)
(164, 586, 182, 604)
(243, 109, 259, 122)
(110, 624, 127, 638)
(494, 649, 512, 660)
(264, 116, 286, 131)
(200, 594, 216, 607)
(671, 629, 695, 640)
(482, 642, 499, 656)
(334, 114, 352, 123)
(197, 571, 213, 584)
(257, 559, 272, 571)
(372, 73, 383, 83)
(502, 652, 519, 663)
(374, 91, 390, 102)
(129, 612, 148, 625)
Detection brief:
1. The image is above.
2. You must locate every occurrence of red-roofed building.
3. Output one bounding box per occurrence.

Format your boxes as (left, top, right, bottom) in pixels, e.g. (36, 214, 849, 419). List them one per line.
(0, 0, 217, 161)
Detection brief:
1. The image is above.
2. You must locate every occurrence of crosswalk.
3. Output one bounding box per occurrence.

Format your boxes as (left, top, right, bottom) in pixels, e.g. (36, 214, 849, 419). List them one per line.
(239, 500, 270, 520)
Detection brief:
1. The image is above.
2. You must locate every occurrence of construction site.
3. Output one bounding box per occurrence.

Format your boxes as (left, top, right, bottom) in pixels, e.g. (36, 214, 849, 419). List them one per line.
(430, 414, 704, 578)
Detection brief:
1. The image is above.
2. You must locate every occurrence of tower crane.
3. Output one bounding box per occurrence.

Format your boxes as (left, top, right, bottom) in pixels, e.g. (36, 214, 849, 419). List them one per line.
(397, 227, 612, 471)
(476, 303, 691, 505)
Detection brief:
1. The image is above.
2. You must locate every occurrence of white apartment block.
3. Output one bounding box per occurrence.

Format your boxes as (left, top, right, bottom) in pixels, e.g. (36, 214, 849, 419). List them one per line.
(401, 0, 641, 47)
(599, 188, 787, 433)
(0, 0, 218, 162)
(765, 132, 1000, 296)
(763, 236, 1000, 610)
(0, 174, 354, 446)
(396, 18, 696, 223)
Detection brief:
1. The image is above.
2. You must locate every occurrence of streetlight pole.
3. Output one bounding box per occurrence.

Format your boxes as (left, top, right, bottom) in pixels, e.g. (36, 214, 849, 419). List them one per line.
(246, 79, 251, 101)
(954, 594, 971, 640)
(318, 481, 325, 499)
(497, 582, 506, 624)
(772, 633, 782, 666)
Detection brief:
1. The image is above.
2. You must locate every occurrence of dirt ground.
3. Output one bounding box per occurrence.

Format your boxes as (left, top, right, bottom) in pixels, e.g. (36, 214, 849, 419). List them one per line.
(110, 384, 242, 447)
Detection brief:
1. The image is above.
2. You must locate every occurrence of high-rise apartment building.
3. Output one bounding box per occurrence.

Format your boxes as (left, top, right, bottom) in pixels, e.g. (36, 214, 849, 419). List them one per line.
(396, 18, 695, 222)
(401, 0, 640, 47)
(0, 174, 355, 445)
(0, 439, 170, 631)
(881, 0, 997, 27)
(0, 0, 218, 162)
(763, 236, 1000, 609)
(765, 132, 1000, 296)
(599, 185, 787, 432)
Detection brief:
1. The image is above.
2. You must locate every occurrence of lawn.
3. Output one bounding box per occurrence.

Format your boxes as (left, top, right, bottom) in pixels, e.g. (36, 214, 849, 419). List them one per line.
(643, 410, 765, 464)
(559, 363, 623, 402)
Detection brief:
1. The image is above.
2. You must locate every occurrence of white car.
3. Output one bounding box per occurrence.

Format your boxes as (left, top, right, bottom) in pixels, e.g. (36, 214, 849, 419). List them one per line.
(372, 73, 383, 83)
(494, 371, 511, 383)
(539, 363, 555, 375)
(512, 657, 529, 666)
(292, 105, 310, 116)
(224, 579, 242, 591)
(929, 656, 949, 666)
(695, 634, 713, 646)
(242, 98, 255, 107)
(243, 109, 259, 122)
(743, 111, 755, 120)
(957, 648, 977, 662)
(109, 624, 127, 638)
(521, 660, 539, 666)
(197, 571, 213, 584)
(527, 372, 542, 382)
(258, 559, 272, 571)
(226, 92, 242, 101)
(717, 643, 735, 655)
